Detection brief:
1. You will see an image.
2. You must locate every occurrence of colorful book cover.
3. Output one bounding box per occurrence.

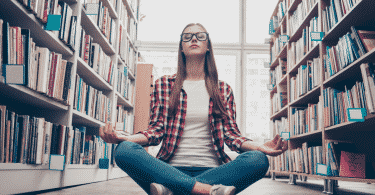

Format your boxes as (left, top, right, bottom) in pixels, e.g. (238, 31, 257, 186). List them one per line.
(339, 151, 366, 178)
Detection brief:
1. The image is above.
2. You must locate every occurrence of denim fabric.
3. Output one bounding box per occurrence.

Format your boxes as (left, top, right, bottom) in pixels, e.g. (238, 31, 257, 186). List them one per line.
(114, 141, 269, 195)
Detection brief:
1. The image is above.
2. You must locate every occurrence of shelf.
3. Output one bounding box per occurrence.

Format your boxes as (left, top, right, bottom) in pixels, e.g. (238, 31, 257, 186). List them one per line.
(128, 68, 135, 80)
(279, 74, 288, 85)
(289, 172, 375, 184)
(288, 0, 302, 14)
(271, 105, 288, 120)
(72, 109, 105, 128)
(324, 113, 375, 132)
(0, 0, 74, 58)
(116, 91, 133, 108)
(0, 82, 69, 111)
(323, 47, 375, 87)
(122, 0, 138, 24)
(77, 58, 113, 91)
(0, 163, 50, 170)
(269, 170, 291, 175)
(289, 84, 321, 107)
(127, 32, 137, 51)
(322, 0, 375, 44)
(66, 164, 99, 169)
(288, 43, 320, 75)
(271, 44, 288, 69)
(101, 0, 119, 19)
(289, 129, 322, 141)
(81, 8, 116, 56)
(289, 1, 319, 43)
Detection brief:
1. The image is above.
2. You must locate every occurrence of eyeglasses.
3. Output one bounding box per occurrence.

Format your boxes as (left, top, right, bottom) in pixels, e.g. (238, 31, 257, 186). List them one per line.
(181, 32, 209, 42)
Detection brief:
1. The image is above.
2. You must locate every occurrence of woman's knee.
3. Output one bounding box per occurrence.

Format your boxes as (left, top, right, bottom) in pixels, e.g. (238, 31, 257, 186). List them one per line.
(114, 141, 143, 162)
(241, 151, 269, 172)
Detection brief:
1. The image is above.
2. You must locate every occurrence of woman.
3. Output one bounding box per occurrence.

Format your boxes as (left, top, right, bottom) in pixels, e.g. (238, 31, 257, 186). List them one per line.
(99, 23, 288, 195)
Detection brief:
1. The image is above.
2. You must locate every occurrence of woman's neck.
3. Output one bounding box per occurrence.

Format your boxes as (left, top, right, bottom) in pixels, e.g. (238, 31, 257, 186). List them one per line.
(185, 55, 205, 81)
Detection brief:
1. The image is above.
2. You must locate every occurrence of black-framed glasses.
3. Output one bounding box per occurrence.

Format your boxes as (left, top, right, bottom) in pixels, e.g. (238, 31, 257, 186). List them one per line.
(181, 32, 209, 42)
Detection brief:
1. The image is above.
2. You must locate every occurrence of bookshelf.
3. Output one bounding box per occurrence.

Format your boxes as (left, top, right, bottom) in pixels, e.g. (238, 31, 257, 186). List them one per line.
(0, 0, 139, 194)
(268, 0, 375, 194)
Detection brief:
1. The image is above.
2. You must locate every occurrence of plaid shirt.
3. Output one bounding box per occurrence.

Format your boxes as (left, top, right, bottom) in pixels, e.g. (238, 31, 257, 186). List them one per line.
(136, 74, 251, 164)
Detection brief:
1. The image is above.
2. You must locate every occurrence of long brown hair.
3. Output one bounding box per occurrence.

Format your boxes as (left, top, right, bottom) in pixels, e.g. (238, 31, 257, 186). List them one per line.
(167, 23, 230, 119)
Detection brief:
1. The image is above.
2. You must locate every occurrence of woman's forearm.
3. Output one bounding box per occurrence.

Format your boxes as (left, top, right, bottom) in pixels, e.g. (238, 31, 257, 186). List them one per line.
(119, 134, 148, 145)
(240, 141, 261, 152)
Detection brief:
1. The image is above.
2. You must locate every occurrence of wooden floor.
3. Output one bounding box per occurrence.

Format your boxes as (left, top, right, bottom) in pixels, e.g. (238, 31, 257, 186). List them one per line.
(25, 176, 375, 195)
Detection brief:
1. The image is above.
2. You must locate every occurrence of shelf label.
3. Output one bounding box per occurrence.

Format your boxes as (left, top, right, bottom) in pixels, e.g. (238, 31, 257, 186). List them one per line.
(85, 3, 99, 15)
(311, 32, 325, 41)
(3, 64, 25, 85)
(347, 108, 367, 122)
(316, 163, 328, 176)
(263, 62, 270, 68)
(45, 15, 61, 31)
(99, 158, 109, 169)
(267, 84, 274, 90)
(281, 132, 290, 140)
(279, 35, 289, 43)
(49, 155, 66, 171)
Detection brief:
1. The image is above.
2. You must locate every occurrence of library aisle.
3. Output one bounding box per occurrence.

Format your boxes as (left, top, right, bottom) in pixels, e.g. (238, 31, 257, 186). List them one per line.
(29, 177, 375, 195)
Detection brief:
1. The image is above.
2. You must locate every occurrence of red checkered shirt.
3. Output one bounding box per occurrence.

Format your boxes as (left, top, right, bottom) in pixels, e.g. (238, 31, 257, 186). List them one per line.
(136, 74, 251, 164)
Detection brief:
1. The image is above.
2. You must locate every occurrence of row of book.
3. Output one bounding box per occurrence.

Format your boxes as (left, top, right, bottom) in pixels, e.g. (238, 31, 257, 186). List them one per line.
(324, 27, 375, 79)
(118, 0, 129, 29)
(322, 0, 359, 33)
(17, 0, 78, 50)
(272, 117, 288, 136)
(79, 27, 114, 85)
(288, 0, 318, 37)
(269, 59, 287, 86)
(287, 16, 319, 71)
(117, 65, 129, 98)
(0, 105, 109, 165)
(273, 144, 323, 174)
(73, 74, 112, 123)
(82, 133, 108, 165)
(84, 0, 116, 46)
(270, 34, 287, 63)
(290, 101, 322, 136)
(119, 24, 129, 64)
(273, 141, 371, 178)
(290, 57, 321, 101)
(115, 105, 134, 135)
(271, 85, 287, 115)
(323, 82, 367, 127)
(360, 63, 375, 114)
(0, 20, 74, 104)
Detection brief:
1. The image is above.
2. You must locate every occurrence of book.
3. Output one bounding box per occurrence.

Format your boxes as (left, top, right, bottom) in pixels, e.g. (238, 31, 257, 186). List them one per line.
(339, 151, 366, 178)
(0, 105, 6, 163)
(356, 27, 375, 53)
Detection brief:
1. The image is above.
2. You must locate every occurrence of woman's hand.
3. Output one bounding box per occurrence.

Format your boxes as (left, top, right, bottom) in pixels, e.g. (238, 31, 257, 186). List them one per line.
(258, 134, 288, 156)
(99, 122, 129, 144)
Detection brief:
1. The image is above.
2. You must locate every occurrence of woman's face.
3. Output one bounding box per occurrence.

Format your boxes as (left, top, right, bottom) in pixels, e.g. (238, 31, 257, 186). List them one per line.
(181, 25, 209, 57)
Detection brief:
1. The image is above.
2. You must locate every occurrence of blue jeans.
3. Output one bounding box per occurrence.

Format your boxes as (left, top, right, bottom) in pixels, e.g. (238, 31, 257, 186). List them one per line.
(114, 141, 269, 195)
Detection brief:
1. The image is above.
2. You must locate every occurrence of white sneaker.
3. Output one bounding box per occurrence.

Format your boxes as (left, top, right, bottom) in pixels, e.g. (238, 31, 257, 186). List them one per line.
(150, 183, 173, 195)
(209, 184, 236, 195)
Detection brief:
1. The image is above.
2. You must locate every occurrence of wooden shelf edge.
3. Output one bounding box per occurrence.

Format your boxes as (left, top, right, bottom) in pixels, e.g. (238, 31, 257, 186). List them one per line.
(81, 9, 116, 55)
(289, 129, 322, 140)
(76, 58, 113, 91)
(289, 84, 321, 107)
(72, 109, 105, 127)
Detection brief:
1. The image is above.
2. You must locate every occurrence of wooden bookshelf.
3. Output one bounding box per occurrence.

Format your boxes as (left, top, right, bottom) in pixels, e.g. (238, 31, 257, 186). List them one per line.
(269, 0, 375, 193)
(0, 0, 140, 194)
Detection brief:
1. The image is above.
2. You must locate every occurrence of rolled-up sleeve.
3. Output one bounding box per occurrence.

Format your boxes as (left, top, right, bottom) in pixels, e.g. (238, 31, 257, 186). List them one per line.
(136, 78, 166, 146)
(222, 84, 252, 153)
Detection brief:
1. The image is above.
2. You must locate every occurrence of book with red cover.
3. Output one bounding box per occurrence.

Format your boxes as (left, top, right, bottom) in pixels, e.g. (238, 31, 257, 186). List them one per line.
(339, 151, 366, 178)
(357, 30, 375, 53)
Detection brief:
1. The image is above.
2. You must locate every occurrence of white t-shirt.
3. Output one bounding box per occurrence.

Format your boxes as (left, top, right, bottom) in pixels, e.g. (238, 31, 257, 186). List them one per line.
(168, 79, 221, 167)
